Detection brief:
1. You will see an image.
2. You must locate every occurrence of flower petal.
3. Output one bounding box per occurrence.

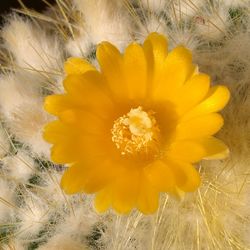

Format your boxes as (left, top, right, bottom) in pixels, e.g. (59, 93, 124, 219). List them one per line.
(173, 73, 210, 114)
(45, 120, 109, 164)
(152, 46, 196, 101)
(63, 72, 114, 118)
(176, 113, 224, 140)
(64, 57, 96, 75)
(112, 169, 140, 214)
(51, 143, 81, 164)
(47, 72, 114, 119)
(144, 160, 175, 191)
(164, 159, 201, 192)
(123, 43, 147, 100)
(43, 120, 75, 144)
(205, 137, 230, 159)
(143, 33, 168, 92)
(44, 95, 73, 116)
(61, 163, 90, 194)
(61, 159, 116, 194)
(143, 32, 168, 62)
(96, 42, 126, 100)
(82, 163, 117, 194)
(137, 176, 159, 214)
(167, 136, 229, 163)
(58, 109, 106, 135)
(182, 85, 230, 122)
(95, 187, 112, 213)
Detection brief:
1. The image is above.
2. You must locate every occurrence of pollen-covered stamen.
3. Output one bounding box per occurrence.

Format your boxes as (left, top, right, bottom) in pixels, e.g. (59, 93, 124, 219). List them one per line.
(111, 107, 160, 157)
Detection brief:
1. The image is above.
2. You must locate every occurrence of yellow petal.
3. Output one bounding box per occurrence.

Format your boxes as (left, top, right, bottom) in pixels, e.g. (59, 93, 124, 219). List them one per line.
(202, 138, 229, 160)
(123, 43, 147, 100)
(64, 57, 95, 75)
(83, 171, 114, 194)
(63, 72, 114, 118)
(170, 187, 185, 199)
(44, 118, 106, 148)
(63, 71, 103, 95)
(58, 109, 77, 124)
(137, 176, 159, 214)
(143, 32, 168, 65)
(59, 109, 106, 135)
(182, 85, 230, 122)
(144, 160, 175, 191)
(46, 73, 113, 119)
(96, 42, 126, 100)
(164, 159, 201, 192)
(83, 159, 119, 194)
(95, 187, 112, 213)
(61, 164, 86, 194)
(44, 95, 74, 116)
(112, 169, 140, 214)
(176, 113, 224, 140)
(78, 132, 116, 161)
(43, 120, 75, 144)
(167, 136, 229, 163)
(61, 159, 115, 194)
(51, 143, 81, 164)
(152, 46, 196, 101)
(143, 33, 168, 92)
(45, 121, 108, 163)
(173, 73, 210, 114)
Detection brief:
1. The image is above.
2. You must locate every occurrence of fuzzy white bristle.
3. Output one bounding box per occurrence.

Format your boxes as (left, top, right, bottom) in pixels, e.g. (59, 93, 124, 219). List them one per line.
(222, 0, 248, 8)
(17, 194, 50, 238)
(0, 73, 39, 120)
(72, 0, 132, 51)
(66, 31, 92, 58)
(0, 179, 15, 221)
(140, 0, 166, 13)
(2, 151, 35, 183)
(38, 170, 66, 205)
(38, 235, 89, 250)
(194, 5, 231, 40)
(58, 203, 99, 236)
(2, 239, 25, 250)
(137, 14, 167, 41)
(0, 127, 11, 158)
(2, 15, 63, 82)
(6, 99, 51, 158)
(172, 0, 205, 20)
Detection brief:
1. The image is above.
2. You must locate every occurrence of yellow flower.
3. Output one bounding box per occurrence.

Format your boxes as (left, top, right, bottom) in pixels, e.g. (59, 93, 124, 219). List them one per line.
(43, 33, 230, 214)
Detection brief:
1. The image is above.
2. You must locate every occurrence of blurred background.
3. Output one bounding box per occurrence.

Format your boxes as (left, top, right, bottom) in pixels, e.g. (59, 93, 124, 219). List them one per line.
(0, 0, 56, 24)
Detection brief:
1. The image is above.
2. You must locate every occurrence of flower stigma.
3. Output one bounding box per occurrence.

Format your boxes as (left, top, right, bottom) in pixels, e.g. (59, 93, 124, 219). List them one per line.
(111, 106, 160, 158)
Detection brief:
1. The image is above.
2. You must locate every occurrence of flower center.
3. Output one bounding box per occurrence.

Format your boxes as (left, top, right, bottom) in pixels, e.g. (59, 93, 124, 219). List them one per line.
(111, 106, 160, 157)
